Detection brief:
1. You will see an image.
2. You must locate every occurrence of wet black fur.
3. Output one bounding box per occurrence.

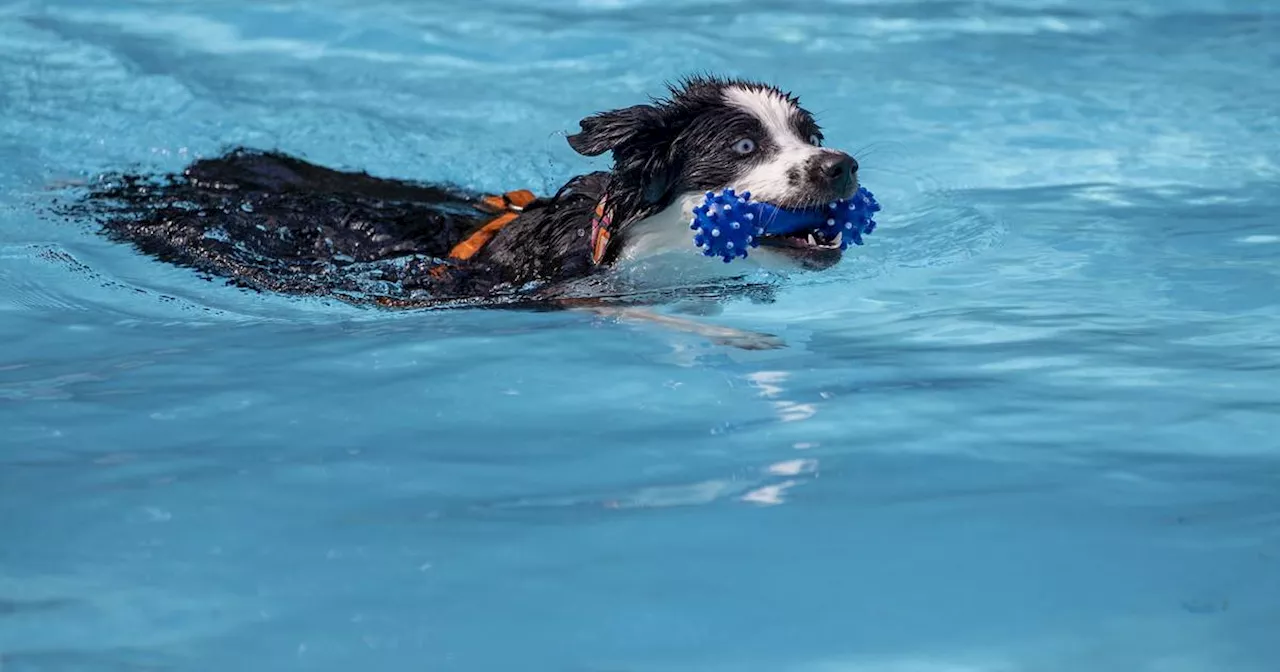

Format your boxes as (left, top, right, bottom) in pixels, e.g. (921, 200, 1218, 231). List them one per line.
(568, 75, 826, 218)
(70, 75, 820, 308)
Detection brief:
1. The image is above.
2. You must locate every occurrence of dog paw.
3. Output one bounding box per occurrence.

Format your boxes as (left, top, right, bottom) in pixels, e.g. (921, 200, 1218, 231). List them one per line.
(712, 331, 785, 350)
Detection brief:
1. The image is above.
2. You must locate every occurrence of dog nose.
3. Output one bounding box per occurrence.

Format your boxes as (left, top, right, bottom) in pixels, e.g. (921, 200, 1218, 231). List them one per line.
(822, 152, 858, 183)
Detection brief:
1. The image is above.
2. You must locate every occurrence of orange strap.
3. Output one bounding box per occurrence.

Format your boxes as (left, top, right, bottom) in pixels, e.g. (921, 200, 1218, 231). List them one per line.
(589, 195, 613, 265)
(448, 189, 537, 260)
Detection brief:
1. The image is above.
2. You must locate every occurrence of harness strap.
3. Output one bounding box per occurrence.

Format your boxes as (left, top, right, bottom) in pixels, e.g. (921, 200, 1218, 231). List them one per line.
(445, 188, 616, 265)
(588, 195, 613, 265)
(448, 189, 538, 260)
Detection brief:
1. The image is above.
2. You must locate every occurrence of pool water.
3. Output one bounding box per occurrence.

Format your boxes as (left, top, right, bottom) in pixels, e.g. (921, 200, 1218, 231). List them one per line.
(2, 0, 1279, 670)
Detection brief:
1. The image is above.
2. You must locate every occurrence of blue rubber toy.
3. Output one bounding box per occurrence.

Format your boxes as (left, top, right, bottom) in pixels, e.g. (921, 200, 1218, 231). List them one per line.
(690, 187, 881, 262)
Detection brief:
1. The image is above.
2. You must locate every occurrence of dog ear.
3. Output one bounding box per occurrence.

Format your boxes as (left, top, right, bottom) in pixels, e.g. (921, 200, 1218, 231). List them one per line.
(567, 104, 665, 157)
(568, 103, 683, 211)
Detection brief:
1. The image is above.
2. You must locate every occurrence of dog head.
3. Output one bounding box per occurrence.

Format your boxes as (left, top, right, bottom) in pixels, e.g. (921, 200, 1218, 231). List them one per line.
(568, 76, 859, 271)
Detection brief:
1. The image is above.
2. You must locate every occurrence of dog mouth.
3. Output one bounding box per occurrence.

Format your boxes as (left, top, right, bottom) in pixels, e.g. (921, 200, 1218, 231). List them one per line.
(755, 226, 844, 269)
(753, 183, 858, 258)
(753, 193, 852, 268)
(757, 227, 842, 251)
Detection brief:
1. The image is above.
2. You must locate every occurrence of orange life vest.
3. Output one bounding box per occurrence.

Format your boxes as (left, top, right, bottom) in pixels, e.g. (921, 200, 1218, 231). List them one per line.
(449, 188, 613, 266)
(446, 189, 539, 260)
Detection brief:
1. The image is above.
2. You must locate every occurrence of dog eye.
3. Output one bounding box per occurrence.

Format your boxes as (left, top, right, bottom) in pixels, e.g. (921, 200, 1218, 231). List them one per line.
(808, 134, 822, 146)
(731, 138, 756, 155)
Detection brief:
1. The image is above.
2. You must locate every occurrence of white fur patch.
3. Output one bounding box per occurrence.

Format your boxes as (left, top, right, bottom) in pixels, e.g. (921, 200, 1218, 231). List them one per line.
(724, 86, 825, 204)
(619, 191, 806, 275)
(619, 192, 707, 262)
(724, 86, 806, 148)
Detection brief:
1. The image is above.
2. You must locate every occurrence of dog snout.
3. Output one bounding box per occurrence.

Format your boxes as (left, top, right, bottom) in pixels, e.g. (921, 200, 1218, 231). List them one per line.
(809, 151, 858, 195)
(822, 152, 857, 182)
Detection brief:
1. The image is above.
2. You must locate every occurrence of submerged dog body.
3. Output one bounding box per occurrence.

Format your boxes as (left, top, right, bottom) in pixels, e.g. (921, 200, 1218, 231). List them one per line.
(79, 76, 861, 308)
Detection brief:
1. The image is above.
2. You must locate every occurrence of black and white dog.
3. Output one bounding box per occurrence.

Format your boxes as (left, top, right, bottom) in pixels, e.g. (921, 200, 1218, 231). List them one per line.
(78, 76, 861, 332)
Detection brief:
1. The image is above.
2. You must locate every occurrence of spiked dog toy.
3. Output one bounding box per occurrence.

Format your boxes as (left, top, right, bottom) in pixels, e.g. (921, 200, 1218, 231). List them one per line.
(690, 187, 881, 262)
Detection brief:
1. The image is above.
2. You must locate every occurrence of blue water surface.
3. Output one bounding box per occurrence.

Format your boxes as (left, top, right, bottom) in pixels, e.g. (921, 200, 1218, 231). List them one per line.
(3, 0, 1279, 670)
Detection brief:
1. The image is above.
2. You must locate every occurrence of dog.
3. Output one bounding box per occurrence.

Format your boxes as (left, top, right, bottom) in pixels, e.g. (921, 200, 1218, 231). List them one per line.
(72, 76, 863, 345)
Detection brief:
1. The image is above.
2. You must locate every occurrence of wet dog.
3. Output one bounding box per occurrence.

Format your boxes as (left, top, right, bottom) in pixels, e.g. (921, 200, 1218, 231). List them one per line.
(72, 76, 863, 344)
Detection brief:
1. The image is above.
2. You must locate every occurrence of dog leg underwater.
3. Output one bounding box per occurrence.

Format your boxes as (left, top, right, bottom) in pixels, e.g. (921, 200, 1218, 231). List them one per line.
(576, 303, 785, 351)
